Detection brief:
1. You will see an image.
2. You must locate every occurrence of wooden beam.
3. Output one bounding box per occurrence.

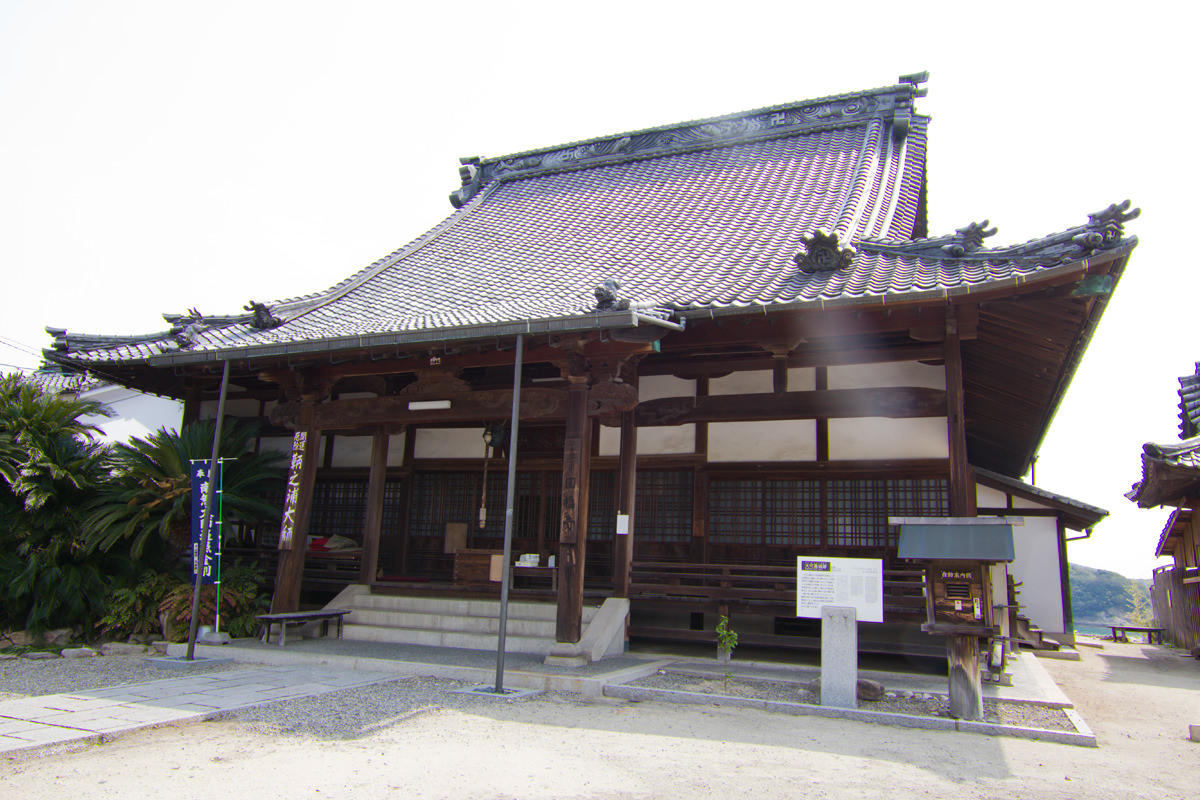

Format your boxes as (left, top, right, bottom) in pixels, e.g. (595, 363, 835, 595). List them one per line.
(644, 342, 946, 378)
(271, 427, 321, 613)
(944, 313, 976, 516)
(271, 381, 638, 431)
(258, 337, 653, 385)
(556, 380, 592, 644)
(358, 428, 390, 584)
(635, 387, 946, 426)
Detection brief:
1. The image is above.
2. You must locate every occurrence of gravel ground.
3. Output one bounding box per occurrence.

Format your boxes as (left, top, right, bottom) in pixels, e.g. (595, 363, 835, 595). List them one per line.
(225, 676, 566, 740)
(630, 670, 1075, 731)
(0, 654, 241, 702)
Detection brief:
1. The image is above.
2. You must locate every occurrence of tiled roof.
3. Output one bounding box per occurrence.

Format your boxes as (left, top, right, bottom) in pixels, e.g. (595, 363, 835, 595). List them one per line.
(44, 77, 1139, 368)
(1156, 508, 1190, 558)
(973, 466, 1107, 530)
(1127, 437, 1200, 508)
(1179, 363, 1200, 438)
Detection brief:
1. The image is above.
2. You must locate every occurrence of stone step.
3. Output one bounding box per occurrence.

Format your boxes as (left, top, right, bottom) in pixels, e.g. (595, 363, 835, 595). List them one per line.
(350, 594, 597, 623)
(345, 608, 557, 638)
(341, 623, 554, 654)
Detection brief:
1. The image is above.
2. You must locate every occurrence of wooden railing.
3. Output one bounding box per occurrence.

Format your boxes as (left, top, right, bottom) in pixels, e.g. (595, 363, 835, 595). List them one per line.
(629, 560, 926, 620)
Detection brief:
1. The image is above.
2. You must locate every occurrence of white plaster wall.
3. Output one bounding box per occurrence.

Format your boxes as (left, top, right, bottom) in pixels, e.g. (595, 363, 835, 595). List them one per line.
(827, 360, 946, 390)
(709, 370, 771, 395)
(828, 417, 949, 459)
(598, 425, 621, 457)
(977, 485, 1009, 509)
(331, 435, 374, 467)
(1011, 495, 1052, 509)
(81, 388, 183, 443)
(387, 432, 407, 467)
(787, 368, 816, 391)
(639, 425, 695, 454)
(414, 427, 487, 459)
(639, 375, 695, 401)
(1008, 516, 1066, 634)
(708, 420, 816, 461)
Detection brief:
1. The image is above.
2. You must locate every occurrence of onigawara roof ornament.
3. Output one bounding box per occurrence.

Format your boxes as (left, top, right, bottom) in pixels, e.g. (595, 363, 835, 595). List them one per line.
(793, 229, 856, 273)
(244, 301, 282, 330)
(594, 278, 630, 311)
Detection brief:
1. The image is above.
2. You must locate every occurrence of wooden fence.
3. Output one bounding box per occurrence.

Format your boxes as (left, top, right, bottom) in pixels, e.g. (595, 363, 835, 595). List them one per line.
(1152, 565, 1200, 651)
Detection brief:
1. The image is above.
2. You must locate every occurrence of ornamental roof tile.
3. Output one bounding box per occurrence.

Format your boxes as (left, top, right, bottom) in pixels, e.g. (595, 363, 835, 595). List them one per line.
(44, 77, 1139, 368)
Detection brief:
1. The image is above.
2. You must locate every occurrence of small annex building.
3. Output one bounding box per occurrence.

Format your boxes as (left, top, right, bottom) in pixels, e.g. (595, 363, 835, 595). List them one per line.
(45, 75, 1131, 660)
(1128, 363, 1200, 651)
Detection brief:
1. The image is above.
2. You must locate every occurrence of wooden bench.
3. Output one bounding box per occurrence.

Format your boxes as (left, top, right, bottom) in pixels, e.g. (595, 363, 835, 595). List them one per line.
(257, 609, 351, 646)
(1109, 625, 1165, 644)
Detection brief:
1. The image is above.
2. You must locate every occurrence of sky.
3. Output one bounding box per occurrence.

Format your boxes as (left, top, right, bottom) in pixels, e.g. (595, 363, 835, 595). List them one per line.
(1, 1, 1194, 579)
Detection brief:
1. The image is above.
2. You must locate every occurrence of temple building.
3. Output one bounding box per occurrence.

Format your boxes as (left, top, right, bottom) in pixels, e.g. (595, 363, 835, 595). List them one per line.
(45, 74, 1132, 660)
(1128, 363, 1200, 651)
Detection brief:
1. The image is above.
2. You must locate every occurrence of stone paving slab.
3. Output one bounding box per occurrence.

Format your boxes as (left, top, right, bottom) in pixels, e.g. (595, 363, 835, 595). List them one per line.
(0, 665, 394, 755)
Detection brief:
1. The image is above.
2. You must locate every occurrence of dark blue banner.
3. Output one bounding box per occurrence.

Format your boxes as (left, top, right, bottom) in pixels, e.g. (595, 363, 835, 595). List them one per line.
(190, 459, 220, 585)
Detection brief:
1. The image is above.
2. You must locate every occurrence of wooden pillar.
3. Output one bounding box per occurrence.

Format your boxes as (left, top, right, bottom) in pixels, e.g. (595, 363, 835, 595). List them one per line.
(947, 634, 984, 720)
(556, 378, 593, 643)
(271, 426, 321, 613)
(182, 385, 201, 427)
(613, 409, 637, 597)
(358, 428, 390, 585)
(944, 310, 976, 516)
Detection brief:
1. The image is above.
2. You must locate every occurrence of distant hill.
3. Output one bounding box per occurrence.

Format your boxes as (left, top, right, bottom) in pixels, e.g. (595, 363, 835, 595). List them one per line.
(1070, 563, 1152, 626)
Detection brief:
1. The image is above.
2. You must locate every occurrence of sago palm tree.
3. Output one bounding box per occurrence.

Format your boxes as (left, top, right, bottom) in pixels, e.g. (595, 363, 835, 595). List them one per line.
(85, 420, 286, 563)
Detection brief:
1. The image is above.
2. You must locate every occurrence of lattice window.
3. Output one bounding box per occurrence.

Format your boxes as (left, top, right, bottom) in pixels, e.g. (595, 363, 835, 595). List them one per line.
(826, 479, 886, 547)
(636, 470, 692, 542)
(764, 480, 822, 546)
(408, 471, 477, 537)
(710, 479, 762, 545)
(710, 479, 821, 546)
(710, 476, 948, 549)
(308, 477, 369, 540)
(588, 470, 617, 541)
(887, 478, 950, 518)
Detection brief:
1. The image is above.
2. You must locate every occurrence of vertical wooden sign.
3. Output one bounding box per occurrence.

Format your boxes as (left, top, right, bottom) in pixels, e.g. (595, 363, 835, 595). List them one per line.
(278, 430, 308, 551)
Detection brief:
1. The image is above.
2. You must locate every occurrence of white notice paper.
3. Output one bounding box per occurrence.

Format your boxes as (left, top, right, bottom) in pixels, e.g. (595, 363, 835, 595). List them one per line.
(796, 557, 884, 623)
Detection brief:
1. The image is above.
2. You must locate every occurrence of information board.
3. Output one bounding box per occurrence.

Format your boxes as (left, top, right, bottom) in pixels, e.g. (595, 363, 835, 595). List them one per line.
(795, 557, 883, 623)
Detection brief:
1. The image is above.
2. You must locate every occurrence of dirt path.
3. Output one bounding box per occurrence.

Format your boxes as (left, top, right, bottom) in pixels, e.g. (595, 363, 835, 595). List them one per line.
(1, 642, 1195, 799)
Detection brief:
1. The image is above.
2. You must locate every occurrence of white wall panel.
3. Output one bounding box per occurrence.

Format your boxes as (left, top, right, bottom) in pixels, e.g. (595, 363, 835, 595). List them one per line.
(828, 417, 948, 459)
(977, 485, 1009, 508)
(387, 432, 407, 467)
(414, 427, 486, 459)
(710, 370, 772, 396)
(1009, 516, 1066, 634)
(598, 425, 621, 456)
(708, 420, 816, 461)
(828, 361, 946, 390)
(331, 436, 373, 467)
(639, 375, 695, 401)
(787, 368, 817, 391)
(638, 425, 694, 454)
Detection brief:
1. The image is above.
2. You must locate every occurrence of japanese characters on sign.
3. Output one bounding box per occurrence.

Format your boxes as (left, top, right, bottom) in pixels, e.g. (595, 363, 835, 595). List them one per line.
(190, 459, 220, 585)
(796, 557, 883, 623)
(277, 431, 307, 550)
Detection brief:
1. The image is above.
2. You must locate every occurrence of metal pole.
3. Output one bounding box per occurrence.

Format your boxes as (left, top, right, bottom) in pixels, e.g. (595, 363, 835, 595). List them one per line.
(186, 360, 231, 661)
(494, 334, 523, 693)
